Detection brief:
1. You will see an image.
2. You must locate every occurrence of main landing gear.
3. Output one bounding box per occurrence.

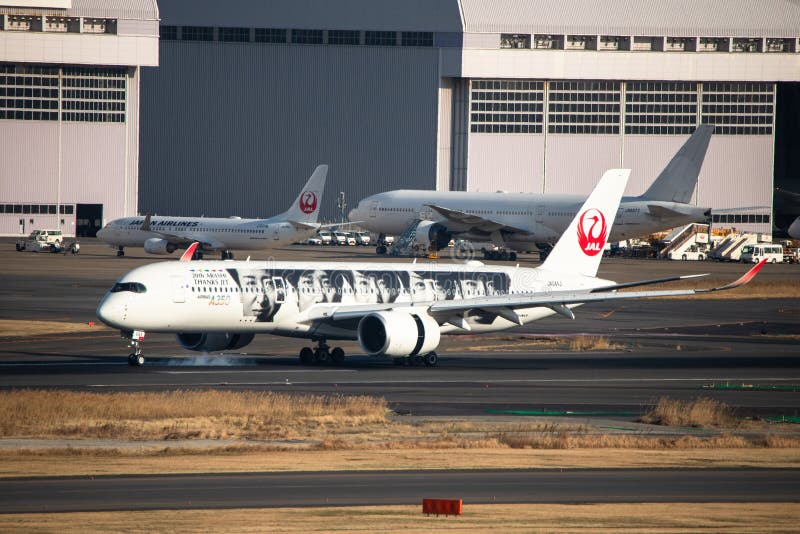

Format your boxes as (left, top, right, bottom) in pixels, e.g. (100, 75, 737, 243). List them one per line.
(116, 246, 125, 257)
(299, 340, 346, 366)
(392, 351, 438, 367)
(221, 250, 234, 260)
(126, 330, 146, 366)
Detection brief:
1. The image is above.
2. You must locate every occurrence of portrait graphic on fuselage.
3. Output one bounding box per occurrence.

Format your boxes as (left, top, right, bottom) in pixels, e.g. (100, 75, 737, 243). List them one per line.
(224, 267, 511, 320)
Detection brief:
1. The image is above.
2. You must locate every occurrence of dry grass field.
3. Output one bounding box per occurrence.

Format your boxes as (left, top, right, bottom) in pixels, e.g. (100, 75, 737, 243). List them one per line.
(1, 391, 798, 479)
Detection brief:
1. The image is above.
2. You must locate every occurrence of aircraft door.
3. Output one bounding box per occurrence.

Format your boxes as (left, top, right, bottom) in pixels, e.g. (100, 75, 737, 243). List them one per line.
(272, 277, 286, 303)
(535, 204, 544, 225)
(170, 276, 186, 303)
(368, 201, 379, 219)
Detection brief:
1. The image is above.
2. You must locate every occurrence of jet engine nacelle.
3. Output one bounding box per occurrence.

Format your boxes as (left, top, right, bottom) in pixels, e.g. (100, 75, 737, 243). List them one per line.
(144, 237, 178, 255)
(176, 332, 255, 352)
(414, 220, 452, 250)
(357, 311, 440, 357)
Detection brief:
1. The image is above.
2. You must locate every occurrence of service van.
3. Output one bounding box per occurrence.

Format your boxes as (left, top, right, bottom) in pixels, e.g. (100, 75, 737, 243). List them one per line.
(739, 243, 783, 263)
(15, 229, 63, 252)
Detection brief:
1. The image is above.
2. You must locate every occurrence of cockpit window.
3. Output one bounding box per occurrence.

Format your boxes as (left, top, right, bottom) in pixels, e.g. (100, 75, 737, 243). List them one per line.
(110, 282, 147, 293)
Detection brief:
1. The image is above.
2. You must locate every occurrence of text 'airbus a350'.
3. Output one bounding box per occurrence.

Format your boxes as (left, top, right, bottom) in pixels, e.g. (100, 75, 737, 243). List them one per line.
(97, 166, 765, 367)
(96, 165, 328, 260)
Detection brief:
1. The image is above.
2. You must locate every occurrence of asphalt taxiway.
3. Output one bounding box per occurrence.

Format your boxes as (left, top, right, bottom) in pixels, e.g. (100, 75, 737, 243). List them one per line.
(2, 240, 798, 420)
(1, 469, 798, 513)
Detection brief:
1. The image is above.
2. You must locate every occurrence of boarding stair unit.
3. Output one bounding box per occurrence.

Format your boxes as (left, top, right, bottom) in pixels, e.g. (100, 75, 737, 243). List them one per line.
(388, 220, 422, 257)
(659, 223, 710, 260)
(711, 233, 758, 261)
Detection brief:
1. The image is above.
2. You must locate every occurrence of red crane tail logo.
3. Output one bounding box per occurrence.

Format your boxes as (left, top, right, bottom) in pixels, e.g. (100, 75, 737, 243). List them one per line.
(577, 209, 607, 256)
(299, 191, 318, 214)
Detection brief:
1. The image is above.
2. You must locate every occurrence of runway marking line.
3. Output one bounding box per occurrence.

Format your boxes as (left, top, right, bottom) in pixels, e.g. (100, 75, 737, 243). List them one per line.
(83, 377, 800, 388)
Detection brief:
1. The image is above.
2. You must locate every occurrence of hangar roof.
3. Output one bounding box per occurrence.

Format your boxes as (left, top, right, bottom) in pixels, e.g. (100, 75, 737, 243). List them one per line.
(460, 0, 800, 38)
(0, 0, 159, 20)
(157, 0, 800, 38)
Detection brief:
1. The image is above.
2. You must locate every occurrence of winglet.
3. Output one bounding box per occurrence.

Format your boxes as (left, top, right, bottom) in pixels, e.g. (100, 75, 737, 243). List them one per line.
(140, 213, 152, 231)
(180, 242, 199, 262)
(704, 258, 767, 292)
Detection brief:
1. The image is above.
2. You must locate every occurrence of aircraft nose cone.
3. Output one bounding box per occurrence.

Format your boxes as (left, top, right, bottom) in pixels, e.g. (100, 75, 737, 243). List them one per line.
(96, 227, 106, 239)
(96, 297, 123, 329)
(347, 208, 359, 222)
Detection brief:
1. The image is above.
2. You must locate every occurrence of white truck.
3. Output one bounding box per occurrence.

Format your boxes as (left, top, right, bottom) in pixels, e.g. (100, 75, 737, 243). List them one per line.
(15, 229, 63, 252)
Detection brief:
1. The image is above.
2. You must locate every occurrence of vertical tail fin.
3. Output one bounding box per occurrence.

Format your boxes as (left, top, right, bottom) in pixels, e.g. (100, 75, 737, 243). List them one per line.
(641, 124, 713, 203)
(283, 164, 328, 223)
(540, 169, 630, 278)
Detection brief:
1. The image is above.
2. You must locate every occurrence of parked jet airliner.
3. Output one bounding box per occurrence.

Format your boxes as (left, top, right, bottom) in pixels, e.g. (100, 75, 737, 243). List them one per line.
(97, 167, 765, 367)
(348, 126, 713, 259)
(96, 165, 328, 259)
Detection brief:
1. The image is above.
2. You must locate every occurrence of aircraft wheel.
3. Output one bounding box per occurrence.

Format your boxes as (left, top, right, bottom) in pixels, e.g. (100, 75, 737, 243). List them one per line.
(330, 347, 345, 365)
(410, 355, 424, 367)
(314, 347, 330, 365)
(128, 353, 144, 366)
(423, 352, 438, 367)
(509, 252, 517, 261)
(376, 245, 387, 255)
(299, 347, 314, 365)
(393, 357, 406, 366)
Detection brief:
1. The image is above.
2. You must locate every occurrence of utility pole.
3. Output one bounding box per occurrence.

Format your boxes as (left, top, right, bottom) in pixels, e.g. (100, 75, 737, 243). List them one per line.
(337, 191, 346, 225)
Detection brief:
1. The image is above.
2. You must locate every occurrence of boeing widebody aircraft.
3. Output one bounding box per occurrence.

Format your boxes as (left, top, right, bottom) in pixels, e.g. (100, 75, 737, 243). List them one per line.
(97, 165, 328, 259)
(97, 166, 765, 367)
(348, 126, 713, 259)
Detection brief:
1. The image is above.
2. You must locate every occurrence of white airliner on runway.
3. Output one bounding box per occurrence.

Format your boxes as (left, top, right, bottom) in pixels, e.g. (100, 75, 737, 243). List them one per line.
(348, 126, 713, 259)
(97, 167, 766, 367)
(96, 165, 328, 259)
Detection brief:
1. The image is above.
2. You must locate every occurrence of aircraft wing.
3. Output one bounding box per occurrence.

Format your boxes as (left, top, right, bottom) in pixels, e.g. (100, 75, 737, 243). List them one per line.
(425, 204, 531, 236)
(306, 259, 766, 328)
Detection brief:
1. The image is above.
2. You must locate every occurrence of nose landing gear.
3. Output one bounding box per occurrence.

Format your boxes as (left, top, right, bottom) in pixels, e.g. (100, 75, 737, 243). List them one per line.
(125, 330, 146, 366)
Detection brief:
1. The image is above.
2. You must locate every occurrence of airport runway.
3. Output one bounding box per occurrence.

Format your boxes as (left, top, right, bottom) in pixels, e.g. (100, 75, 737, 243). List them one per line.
(1, 469, 797, 513)
(1, 239, 799, 420)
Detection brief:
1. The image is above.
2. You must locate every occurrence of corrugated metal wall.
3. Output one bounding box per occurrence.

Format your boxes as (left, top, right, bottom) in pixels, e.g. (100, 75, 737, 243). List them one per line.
(139, 42, 440, 220)
(0, 121, 128, 235)
(467, 134, 545, 193)
(542, 135, 622, 195)
(464, 131, 774, 213)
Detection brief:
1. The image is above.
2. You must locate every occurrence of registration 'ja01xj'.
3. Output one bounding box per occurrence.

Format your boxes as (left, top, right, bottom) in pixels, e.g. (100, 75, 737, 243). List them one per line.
(97, 169, 766, 367)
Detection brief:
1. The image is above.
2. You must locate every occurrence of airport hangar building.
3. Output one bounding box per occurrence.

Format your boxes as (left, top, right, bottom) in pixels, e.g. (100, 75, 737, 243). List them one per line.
(0, 0, 158, 237)
(2, 0, 800, 238)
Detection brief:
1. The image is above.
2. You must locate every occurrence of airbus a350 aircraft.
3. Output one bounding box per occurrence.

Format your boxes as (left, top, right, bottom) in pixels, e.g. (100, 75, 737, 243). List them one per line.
(97, 166, 765, 367)
(348, 126, 713, 259)
(96, 165, 328, 259)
